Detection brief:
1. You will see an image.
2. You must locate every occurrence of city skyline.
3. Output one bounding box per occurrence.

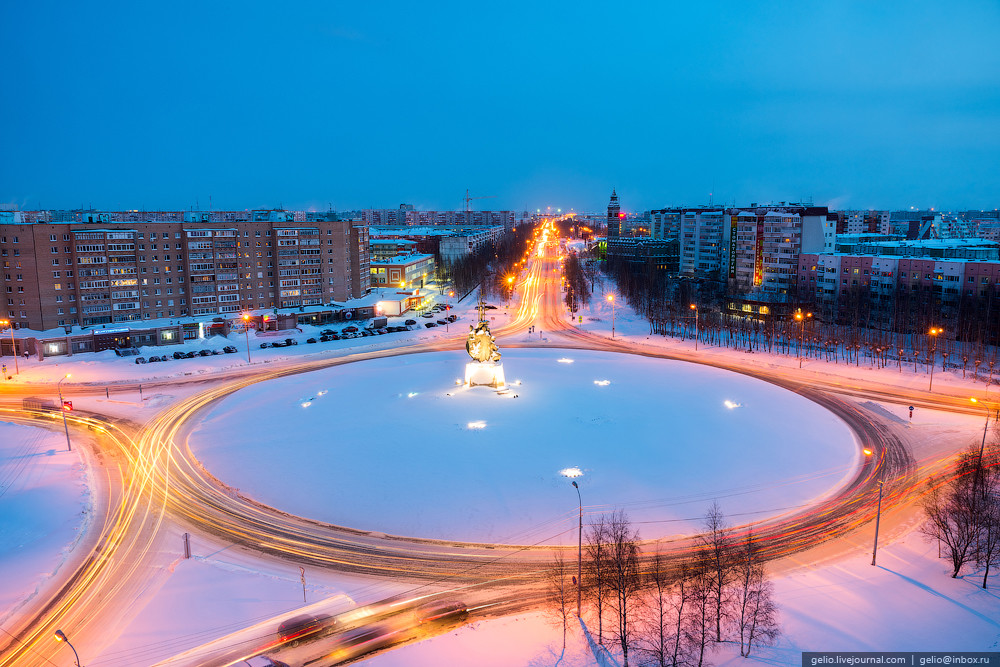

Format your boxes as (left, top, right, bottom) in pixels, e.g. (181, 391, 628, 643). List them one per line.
(2, 2, 999, 213)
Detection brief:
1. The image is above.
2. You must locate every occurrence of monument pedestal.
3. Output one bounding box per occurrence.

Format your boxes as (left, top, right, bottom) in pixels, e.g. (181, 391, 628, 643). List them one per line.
(465, 361, 506, 389)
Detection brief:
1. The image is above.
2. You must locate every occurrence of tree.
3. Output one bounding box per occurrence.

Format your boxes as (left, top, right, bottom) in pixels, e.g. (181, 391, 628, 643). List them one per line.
(701, 501, 734, 642)
(585, 516, 610, 645)
(685, 549, 713, 667)
(921, 473, 979, 578)
(606, 510, 642, 667)
(733, 528, 780, 657)
(636, 551, 672, 667)
(547, 552, 572, 656)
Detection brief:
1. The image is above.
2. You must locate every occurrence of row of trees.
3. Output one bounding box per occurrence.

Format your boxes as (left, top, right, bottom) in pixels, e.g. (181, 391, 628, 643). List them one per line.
(551, 506, 779, 666)
(922, 432, 1000, 587)
(563, 252, 593, 313)
(444, 225, 534, 305)
(601, 257, 1000, 384)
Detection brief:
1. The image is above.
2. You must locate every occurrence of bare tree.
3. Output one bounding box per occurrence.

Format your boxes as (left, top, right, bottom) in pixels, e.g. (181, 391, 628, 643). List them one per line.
(733, 528, 780, 657)
(547, 551, 572, 656)
(585, 515, 610, 645)
(685, 550, 713, 667)
(701, 501, 734, 642)
(607, 510, 642, 667)
(921, 476, 979, 578)
(636, 550, 672, 667)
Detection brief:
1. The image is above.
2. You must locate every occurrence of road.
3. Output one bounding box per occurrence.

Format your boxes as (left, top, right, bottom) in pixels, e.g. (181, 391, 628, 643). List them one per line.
(0, 220, 986, 666)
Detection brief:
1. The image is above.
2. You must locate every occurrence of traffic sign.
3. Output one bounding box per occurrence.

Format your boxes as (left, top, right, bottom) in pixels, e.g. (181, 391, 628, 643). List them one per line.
(62, 400, 73, 412)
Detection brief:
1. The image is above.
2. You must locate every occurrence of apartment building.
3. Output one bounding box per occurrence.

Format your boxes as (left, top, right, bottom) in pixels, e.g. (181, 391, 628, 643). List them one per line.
(0, 210, 370, 331)
(362, 208, 515, 231)
(369, 253, 436, 290)
(369, 226, 505, 263)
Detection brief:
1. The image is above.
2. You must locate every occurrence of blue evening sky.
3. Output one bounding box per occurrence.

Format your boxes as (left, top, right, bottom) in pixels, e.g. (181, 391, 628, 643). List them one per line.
(2, 1, 998, 213)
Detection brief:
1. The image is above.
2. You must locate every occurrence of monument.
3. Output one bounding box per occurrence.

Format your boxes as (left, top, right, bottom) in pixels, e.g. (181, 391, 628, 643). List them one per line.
(464, 294, 506, 389)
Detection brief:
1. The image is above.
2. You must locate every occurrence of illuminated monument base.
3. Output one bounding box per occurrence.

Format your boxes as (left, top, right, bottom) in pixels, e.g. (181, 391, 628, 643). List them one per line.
(465, 361, 506, 389)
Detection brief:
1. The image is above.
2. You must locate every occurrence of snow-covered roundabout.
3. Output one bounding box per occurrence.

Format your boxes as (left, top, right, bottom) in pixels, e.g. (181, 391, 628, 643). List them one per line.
(188, 349, 860, 544)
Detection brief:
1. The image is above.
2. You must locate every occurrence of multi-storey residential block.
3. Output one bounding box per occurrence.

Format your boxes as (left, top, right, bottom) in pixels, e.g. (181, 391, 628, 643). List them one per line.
(0, 210, 369, 331)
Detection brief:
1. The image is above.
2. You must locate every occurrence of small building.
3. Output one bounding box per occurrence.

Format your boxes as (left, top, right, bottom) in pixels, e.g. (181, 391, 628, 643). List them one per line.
(369, 253, 436, 290)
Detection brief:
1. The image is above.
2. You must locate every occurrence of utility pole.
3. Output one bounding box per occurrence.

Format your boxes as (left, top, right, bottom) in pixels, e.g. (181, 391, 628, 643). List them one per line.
(572, 481, 582, 617)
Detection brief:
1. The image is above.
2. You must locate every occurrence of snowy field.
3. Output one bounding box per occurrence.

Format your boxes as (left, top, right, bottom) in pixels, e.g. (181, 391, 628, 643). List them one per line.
(0, 421, 91, 622)
(188, 349, 859, 543)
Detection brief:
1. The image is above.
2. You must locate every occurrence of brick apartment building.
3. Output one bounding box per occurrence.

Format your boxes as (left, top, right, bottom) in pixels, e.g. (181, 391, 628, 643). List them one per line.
(0, 209, 370, 331)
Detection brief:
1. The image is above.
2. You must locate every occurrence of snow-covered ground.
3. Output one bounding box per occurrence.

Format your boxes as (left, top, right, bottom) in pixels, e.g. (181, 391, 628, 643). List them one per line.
(0, 421, 91, 623)
(188, 349, 858, 543)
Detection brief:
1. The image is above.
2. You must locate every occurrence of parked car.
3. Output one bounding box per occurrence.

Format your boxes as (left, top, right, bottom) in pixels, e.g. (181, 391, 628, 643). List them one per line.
(343, 325, 359, 333)
(185, 351, 198, 358)
(404, 319, 417, 326)
(424, 322, 437, 328)
(437, 319, 447, 325)
(377, 328, 388, 334)
(173, 351, 187, 360)
(222, 346, 238, 354)
(284, 338, 298, 346)
(306, 337, 317, 344)
(447, 315, 457, 322)
(321, 329, 336, 336)
(135, 357, 147, 364)
(422, 312, 434, 318)
(260, 342, 271, 349)
(211, 349, 222, 355)
(198, 349, 213, 357)
(147, 355, 161, 363)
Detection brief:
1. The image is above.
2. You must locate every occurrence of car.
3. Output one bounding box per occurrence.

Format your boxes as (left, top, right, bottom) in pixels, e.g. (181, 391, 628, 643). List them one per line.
(277, 614, 334, 647)
(198, 349, 213, 357)
(415, 600, 468, 625)
(284, 338, 298, 346)
(404, 319, 417, 326)
(321, 329, 336, 336)
(173, 351, 187, 359)
(327, 623, 400, 663)
(377, 328, 388, 334)
(211, 349, 223, 355)
(236, 657, 288, 667)
(437, 320, 447, 325)
(424, 322, 437, 328)
(343, 325, 359, 333)
(421, 312, 434, 318)
(223, 346, 238, 354)
(135, 357, 147, 364)
(306, 337, 317, 344)
(447, 315, 457, 322)
(185, 350, 198, 358)
(147, 355, 161, 363)
(484, 304, 497, 309)
(271, 340, 287, 348)
(260, 342, 271, 349)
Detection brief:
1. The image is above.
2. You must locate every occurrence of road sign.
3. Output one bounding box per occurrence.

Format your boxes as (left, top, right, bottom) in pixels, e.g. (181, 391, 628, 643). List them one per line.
(909, 405, 914, 419)
(62, 400, 73, 412)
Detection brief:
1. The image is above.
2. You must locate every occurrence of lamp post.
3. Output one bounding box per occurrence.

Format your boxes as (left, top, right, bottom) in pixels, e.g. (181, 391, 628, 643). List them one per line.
(928, 327, 942, 392)
(571, 480, 582, 617)
(690, 303, 699, 351)
(0, 319, 17, 375)
(795, 310, 812, 369)
(242, 313, 252, 364)
(54, 629, 80, 667)
(607, 294, 615, 338)
(57, 373, 72, 452)
(506, 276, 514, 308)
(871, 478, 884, 566)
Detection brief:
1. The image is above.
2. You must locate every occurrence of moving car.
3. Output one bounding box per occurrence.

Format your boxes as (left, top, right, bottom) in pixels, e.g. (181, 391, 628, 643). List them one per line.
(236, 657, 288, 667)
(277, 614, 333, 647)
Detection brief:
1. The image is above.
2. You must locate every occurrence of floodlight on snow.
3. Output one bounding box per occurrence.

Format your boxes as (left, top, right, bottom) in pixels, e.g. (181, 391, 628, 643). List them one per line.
(301, 401, 313, 408)
(560, 467, 584, 478)
(407, 392, 419, 398)
(723, 400, 742, 409)
(558, 358, 574, 364)
(317, 390, 328, 397)
(467, 421, 486, 430)
(594, 380, 611, 386)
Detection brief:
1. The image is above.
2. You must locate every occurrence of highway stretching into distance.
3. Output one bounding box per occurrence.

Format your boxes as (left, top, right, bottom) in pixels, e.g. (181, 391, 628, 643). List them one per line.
(0, 219, 992, 667)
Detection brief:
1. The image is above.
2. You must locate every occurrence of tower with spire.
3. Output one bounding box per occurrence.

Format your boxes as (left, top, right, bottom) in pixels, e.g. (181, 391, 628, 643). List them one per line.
(607, 188, 621, 237)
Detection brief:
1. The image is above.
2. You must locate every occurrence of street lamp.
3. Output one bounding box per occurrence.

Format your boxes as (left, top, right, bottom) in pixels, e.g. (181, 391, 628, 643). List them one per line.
(54, 629, 80, 666)
(571, 480, 582, 617)
(794, 310, 812, 369)
(928, 327, 942, 392)
(871, 478, 884, 566)
(242, 313, 252, 364)
(57, 373, 72, 452)
(690, 304, 698, 351)
(607, 294, 615, 338)
(0, 319, 18, 375)
(506, 276, 514, 308)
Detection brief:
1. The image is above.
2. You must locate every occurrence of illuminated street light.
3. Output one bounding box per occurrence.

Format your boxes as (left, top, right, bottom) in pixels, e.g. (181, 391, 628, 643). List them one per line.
(57, 373, 72, 452)
(242, 313, 252, 364)
(795, 310, 812, 369)
(607, 294, 615, 338)
(0, 318, 18, 375)
(571, 480, 582, 617)
(928, 327, 942, 392)
(690, 303, 698, 351)
(54, 629, 81, 666)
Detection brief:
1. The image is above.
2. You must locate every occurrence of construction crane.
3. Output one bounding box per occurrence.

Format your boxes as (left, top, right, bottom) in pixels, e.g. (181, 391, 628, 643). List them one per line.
(464, 189, 496, 212)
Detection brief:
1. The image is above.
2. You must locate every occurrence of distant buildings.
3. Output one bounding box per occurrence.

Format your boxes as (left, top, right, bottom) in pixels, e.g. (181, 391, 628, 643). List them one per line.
(362, 206, 515, 231)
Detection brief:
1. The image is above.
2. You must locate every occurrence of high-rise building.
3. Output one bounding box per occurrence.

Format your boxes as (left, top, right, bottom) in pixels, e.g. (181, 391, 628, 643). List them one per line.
(607, 189, 621, 238)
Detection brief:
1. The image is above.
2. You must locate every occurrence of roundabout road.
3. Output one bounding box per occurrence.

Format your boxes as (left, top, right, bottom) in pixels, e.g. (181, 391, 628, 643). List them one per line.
(2, 224, 973, 667)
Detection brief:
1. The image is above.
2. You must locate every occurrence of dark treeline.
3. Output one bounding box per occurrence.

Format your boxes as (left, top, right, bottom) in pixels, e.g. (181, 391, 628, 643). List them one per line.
(603, 258, 1000, 384)
(442, 225, 534, 303)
